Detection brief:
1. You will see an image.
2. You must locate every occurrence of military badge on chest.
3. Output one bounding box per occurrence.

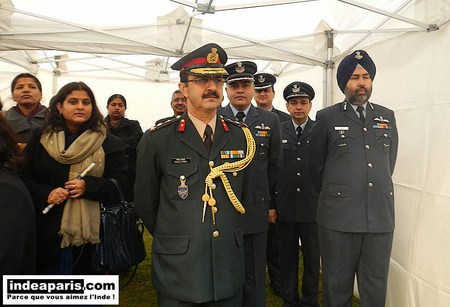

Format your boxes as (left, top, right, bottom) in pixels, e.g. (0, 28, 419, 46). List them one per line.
(178, 175, 189, 200)
(255, 123, 271, 137)
(373, 116, 392, 129)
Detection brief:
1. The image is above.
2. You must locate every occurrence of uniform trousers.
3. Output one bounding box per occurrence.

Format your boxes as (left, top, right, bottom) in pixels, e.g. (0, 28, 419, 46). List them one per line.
(278, 221, 320, 307)
(243, 231, 268, 307)
(318, 225, 393, 307)
(158, 290, 243, 307)
(266, 222, 281, 291)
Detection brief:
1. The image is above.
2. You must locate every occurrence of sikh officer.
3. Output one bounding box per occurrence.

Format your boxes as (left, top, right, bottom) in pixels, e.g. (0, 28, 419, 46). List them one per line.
(276, 82, 320, 307)
(308, 50, 399, 307)
(218, 61, 282, 307)
(134, 43, 256, 306)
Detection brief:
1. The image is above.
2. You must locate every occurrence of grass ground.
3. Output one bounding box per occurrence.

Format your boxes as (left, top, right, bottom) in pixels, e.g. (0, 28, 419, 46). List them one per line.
(113, 230, 360, 306)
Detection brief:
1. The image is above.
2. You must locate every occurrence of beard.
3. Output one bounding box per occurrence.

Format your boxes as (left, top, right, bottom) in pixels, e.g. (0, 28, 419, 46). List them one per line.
(345, 86, 372, 106)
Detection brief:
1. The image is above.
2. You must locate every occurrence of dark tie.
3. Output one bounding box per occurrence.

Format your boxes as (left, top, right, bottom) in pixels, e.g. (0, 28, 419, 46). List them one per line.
(356, 106, 365, 124)
(296, 126, 302, 141)
(204, 124, 213, 152)
(236, 111, 246, 122)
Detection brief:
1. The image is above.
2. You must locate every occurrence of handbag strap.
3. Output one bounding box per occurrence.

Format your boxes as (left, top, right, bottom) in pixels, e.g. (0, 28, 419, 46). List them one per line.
(109, 178, 127, 205)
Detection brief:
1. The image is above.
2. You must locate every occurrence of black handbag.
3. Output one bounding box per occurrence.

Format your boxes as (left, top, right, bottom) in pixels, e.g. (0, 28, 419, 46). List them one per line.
(91, 178, 146, 275)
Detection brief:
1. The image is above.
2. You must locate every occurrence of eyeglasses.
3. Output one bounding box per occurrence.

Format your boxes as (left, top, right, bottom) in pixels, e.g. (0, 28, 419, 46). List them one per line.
(185, 76, 225, 87)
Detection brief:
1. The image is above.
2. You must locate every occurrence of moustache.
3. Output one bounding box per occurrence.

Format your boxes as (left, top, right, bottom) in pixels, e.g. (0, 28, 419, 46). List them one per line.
(202, 91, 219, 99)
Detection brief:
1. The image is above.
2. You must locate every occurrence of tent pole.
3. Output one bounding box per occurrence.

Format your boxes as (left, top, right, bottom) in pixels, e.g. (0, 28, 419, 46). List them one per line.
(324, 30, 334, 108)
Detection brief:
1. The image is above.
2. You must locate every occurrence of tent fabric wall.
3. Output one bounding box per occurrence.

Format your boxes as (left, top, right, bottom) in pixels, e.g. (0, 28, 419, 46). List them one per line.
(345, 23, 450, 307)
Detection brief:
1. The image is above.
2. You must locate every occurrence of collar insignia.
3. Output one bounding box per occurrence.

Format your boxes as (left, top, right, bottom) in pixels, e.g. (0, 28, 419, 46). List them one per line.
(235, 62, 245, 73)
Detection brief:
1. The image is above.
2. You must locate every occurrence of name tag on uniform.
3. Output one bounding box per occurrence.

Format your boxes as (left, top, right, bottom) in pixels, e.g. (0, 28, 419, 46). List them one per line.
(334, 126, 349, 131)
(282, 139, 288, 144)
(172, 158, 191, 164)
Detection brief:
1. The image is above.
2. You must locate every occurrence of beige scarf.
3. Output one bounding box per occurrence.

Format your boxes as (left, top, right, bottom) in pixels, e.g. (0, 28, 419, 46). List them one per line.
(41, 126, 106, 248)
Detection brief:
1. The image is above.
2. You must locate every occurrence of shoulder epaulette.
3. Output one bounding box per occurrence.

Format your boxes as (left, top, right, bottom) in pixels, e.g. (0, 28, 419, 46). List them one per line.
(148, 115, 181, 132)
(219, 115, 248, 128)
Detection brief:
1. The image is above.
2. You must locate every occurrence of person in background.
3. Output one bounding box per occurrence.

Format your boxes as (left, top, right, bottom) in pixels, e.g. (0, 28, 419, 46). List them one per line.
(219, 61, 282, 307)
(5, 73, 48, 147)
(154, 89, 187, 125)
(254, 73, 291, 123)
(104, 94, 143, 201)
(308, 50, 399, 307)
(20, 81, 128, 275)
(135, 43, 253, 306)
(276, 81, 320, 307)
(0, 114, 36, 285)
(253, 72, 290, 297)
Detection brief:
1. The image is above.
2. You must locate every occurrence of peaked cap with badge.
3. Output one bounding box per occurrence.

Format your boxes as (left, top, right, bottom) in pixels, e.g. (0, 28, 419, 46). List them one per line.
(254, 73, 276, 90)
(171, 43, 228, 77)
(283, 81, 315, 101)
(225, 61, 257, 83)
(337, 49, 376, 93)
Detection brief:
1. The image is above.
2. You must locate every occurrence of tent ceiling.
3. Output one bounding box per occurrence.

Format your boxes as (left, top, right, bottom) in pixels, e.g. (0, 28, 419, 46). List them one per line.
(1, 0, 449, 81)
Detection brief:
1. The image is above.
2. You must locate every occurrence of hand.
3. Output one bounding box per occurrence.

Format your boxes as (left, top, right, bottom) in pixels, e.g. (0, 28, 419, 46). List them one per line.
(47, 187, 69, 205)
(65, 179, 86, 199)
(269, 209, 277, 224)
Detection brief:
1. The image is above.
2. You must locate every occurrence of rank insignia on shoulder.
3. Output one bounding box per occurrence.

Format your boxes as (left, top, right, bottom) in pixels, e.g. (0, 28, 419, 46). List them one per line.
(220, 150, 245, 159)
(220, 115, 248, 128)
(149, 116, 180, 132)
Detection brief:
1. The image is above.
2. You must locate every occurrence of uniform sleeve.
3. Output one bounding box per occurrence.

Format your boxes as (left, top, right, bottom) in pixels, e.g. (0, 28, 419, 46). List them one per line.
(268, 114, 283, 209)
(134, 131, 160, 235)
(307, 110, 328, 191)
(389, 111, 399, 174)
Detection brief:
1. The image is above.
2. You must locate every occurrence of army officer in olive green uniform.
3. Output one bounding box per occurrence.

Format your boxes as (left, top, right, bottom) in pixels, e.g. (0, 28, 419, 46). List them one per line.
(134, 43, 255, 306)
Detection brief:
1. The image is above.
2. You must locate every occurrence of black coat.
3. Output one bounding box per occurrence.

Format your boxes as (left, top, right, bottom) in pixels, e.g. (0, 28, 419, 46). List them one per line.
(271, 107, 291, 123)
(275, 119, 318, 222)
(0, 171, 36, 276)
(105, 116, 143, 200)
(20, 128, 128, 268)
(218, 104, 283, 234)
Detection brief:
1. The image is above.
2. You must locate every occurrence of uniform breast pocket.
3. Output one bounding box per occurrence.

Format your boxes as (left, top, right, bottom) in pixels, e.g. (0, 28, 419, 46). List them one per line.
(282, 142, 291, 162)
(373, 129, 392, 153)
(331, 132, 356, 154)
(255, 137, 270, 159)
(167, 162, 199, 199)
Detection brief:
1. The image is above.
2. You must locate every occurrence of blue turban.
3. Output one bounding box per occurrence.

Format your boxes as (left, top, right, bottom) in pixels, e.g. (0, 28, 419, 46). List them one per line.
(336, 50, 376, 93)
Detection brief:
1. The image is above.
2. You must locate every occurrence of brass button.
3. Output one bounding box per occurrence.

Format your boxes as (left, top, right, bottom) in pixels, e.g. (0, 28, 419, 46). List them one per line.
(365, 144, 370, 149)
(337, 192, 341, 196)
(297, 172, 301, 176)
(368, 163, 373, 168)
(297, 157, 301, 161)
(296, 188, 301, 192)
(363, 127, 368, 132)
(213, 231, 219, 238)
(368, 182, 373, 188)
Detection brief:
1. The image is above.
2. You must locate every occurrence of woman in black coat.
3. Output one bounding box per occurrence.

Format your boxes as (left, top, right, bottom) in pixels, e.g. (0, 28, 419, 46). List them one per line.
(0, 115, 36, 278)
(21, 82, 128, 275)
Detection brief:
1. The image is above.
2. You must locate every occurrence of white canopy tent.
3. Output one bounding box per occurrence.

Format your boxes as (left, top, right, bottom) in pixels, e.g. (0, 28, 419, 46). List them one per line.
(1, 1, 450, 306)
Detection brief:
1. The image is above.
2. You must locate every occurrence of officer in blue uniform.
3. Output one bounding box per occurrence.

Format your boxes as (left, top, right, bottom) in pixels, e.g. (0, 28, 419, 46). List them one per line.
(308, 50, 399, 307)
(135, 43, 255, 306)
(276, 81, 320, 307)
(218, 61, 282, 307)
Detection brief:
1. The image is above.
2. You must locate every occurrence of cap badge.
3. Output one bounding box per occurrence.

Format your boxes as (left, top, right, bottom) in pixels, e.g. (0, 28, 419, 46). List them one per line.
(292, 84, 301, 93)
(355, 51, 363, 60)
(257, 75, 265, 83)
(207, 48, 219, 64)
(235, 62, 245, 73)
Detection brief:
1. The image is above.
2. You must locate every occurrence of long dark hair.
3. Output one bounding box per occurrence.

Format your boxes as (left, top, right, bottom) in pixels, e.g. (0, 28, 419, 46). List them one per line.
(0, 114, 25, 173)
(43, 82, 105, 134)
